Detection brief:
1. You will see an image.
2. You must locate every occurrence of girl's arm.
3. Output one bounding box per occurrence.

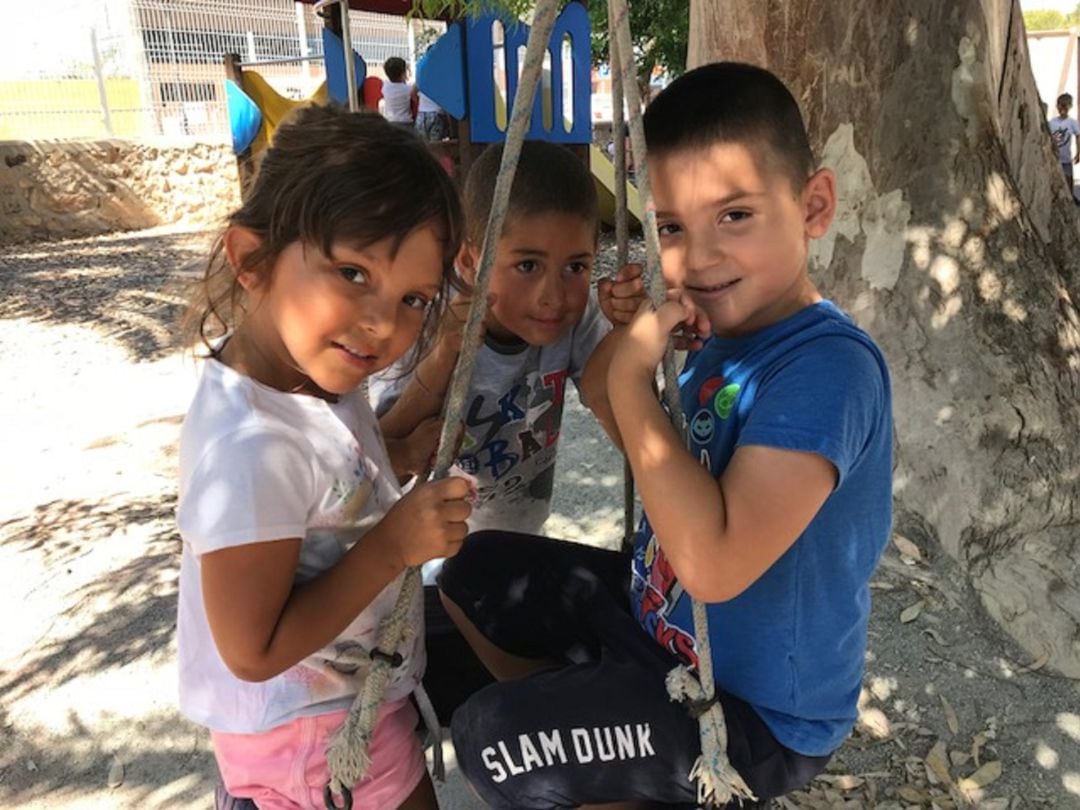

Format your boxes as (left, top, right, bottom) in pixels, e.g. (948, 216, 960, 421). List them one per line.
(201, 476, 472, 682)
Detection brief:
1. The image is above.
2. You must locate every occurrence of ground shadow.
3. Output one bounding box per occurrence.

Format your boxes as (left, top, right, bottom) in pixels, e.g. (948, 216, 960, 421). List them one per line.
(0, 229, 210, 363)
(0, 492, 179, 704)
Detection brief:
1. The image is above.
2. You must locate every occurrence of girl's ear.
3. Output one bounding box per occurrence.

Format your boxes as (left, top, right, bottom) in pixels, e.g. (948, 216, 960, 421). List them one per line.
(455, 242, 480, 285)
(223, 226, 265, 291)
(802, 168, 837, 239)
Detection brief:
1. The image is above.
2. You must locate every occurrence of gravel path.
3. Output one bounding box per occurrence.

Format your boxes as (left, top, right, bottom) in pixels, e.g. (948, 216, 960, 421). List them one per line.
(1, 228, 1078, 809)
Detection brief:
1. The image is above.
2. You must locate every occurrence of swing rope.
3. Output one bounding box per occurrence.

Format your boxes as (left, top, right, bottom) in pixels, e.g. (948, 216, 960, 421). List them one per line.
(607, 0, 756, 804)
(323, 1, 562, 804)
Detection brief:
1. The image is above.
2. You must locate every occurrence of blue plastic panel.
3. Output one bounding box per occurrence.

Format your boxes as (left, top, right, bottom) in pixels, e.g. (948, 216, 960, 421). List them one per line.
(322, 28, 368, 106)
(225, 79, 262, 154)
(416, 22, 467, 120)
(466, 3, 591, 144)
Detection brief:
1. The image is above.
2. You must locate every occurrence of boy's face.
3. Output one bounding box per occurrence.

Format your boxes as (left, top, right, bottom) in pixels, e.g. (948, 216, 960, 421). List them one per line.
(461, 211, 595, 346)
(650, 142, 835, 337)
(1059, 99, 1072, 117)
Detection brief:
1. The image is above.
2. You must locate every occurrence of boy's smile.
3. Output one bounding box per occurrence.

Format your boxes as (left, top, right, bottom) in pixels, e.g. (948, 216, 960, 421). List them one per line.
(466, 212, 595, 347)
(650, 142, 835, 337)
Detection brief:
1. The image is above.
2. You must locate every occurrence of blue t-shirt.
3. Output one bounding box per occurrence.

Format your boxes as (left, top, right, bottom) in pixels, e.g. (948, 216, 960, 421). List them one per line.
(629, 301, 893, 757)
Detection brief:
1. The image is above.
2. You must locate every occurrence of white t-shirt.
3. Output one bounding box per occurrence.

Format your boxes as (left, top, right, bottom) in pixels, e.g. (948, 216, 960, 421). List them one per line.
(381, 81, 414, 123)
(177, 359, 423, 734)
(1050, 115, 1080, 162)
(370, 293, 611, 583)
(417, 92, 441, 114)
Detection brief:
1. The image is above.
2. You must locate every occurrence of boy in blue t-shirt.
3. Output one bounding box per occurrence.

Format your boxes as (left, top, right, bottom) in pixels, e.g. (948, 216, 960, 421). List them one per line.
(439, 62, 893, 809)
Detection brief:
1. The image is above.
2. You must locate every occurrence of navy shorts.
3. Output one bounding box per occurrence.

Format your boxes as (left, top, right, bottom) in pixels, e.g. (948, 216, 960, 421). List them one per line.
(440, 531, 830, 809)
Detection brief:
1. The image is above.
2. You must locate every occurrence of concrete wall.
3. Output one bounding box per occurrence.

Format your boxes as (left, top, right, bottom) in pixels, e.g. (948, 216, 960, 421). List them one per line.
(0, 139, 240, 244)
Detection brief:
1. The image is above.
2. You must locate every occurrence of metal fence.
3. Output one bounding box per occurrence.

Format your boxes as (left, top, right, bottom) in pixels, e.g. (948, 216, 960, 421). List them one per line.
(0, 0, 436, 142)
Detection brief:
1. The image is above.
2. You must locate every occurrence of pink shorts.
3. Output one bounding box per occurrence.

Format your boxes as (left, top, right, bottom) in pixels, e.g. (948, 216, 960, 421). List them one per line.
(212, 698, 425, 810)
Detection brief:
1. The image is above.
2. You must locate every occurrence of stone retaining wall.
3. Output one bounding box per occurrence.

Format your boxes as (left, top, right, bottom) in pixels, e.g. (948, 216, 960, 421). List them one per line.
(0, 140, 240, 244)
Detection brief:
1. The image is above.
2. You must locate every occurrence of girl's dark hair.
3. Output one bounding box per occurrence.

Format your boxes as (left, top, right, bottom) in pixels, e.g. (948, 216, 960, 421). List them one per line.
(644, 62, 815, 191)
(187, 104, 462, 365)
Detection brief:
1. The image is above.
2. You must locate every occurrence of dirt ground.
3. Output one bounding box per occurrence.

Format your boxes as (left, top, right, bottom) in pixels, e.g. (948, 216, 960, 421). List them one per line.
(1, 228, 1079, 809)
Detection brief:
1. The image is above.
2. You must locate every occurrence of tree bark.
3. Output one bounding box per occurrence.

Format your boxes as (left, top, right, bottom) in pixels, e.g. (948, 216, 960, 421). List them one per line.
(689, 0, 1080, 676)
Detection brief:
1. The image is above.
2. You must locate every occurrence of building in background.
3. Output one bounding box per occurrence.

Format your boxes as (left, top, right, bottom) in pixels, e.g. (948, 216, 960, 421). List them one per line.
(0, 0, 420, 140)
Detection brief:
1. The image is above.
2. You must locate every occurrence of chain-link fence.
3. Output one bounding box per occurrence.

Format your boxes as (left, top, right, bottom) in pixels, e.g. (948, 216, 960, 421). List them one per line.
(0, 0, 436, 142)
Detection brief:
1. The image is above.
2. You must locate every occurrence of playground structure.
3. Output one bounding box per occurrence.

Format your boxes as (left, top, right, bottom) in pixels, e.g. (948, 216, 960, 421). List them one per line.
(223, 0, 642, 224)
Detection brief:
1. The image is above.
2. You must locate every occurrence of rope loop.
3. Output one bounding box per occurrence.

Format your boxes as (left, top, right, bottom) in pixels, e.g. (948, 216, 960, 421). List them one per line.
(368, 648, 404, 667)
(322, 783, 353, 810)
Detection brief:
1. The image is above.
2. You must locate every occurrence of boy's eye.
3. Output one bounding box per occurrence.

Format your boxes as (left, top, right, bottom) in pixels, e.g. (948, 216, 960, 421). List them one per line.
(338, 265, 368, 284)
(565, 261, 591, 276)
(720, 210, 752, 224)
(657, 222, 681, 237)
(515, 260, 539, 274)
(402, 294, 431, 311)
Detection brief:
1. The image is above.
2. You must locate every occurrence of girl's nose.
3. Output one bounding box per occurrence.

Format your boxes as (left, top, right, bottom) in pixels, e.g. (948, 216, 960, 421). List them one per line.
(359, 297, 396, 339)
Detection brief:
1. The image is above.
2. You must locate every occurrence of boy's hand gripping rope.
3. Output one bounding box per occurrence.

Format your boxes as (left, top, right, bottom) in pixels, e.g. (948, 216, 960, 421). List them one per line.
(322, 2, 562, 806)
(607, 0, 756, 804)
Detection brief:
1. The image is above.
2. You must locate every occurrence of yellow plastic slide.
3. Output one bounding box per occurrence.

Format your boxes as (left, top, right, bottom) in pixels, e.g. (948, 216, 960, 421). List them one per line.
(590, 145, 642, 228)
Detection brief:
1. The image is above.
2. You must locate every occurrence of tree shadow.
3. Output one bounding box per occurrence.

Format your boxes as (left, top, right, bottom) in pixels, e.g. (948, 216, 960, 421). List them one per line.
(0, 492, 179, 705)
(0, 229, 210, 363)
(0, 704, 216, 808)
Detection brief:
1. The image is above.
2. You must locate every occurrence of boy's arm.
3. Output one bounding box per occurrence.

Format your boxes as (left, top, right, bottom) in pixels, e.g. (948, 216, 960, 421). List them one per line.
(378, 294, 471, 440)
(579, 327, 625, 449)
(609, 300, 835, 603)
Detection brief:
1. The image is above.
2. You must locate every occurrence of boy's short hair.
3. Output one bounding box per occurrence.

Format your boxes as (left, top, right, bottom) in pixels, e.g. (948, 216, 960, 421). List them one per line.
(463, 141, 598, 246)
(384, 56, 407, 82)
(1058, 93, 1073, 107)
(644, 62, 815, 192)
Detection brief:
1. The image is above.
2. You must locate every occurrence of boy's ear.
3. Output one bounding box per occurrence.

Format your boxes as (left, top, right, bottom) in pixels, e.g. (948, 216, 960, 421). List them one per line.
(802, 168, 837, 239)
(223, 226, 265, 291)
(456, 242, 480, 285)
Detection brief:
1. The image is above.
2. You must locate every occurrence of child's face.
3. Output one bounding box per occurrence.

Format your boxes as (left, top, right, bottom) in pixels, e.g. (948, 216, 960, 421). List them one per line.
(650, 142, 835, 337)
(239, 225, 444, 397)
(1059, 99, 1072, 117)
(464, 211, 595, 346)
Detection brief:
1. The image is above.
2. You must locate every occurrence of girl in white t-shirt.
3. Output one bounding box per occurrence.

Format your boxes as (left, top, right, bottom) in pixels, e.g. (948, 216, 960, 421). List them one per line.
(177, 105, 470, 810)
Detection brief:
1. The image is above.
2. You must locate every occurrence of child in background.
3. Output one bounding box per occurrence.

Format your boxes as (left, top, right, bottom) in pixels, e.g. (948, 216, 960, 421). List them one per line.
(371, 140, 644, 720)
(1050, 93, 1080, 203)
(440, 62, 893, 809)
(381, 56, 417, 127)
(176, 105, 472, 810)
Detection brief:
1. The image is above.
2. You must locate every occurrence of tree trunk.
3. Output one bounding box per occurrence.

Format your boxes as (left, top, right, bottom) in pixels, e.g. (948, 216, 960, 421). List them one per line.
(689, 0, 1080, 675)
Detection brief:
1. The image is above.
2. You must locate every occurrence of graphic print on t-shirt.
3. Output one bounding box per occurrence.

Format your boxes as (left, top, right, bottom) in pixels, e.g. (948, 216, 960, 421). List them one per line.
(634, 535, 698, 668)
(454, 367, 569, 510)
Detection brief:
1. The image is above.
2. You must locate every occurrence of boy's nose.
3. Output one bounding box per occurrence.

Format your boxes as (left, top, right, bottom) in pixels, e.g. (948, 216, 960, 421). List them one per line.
(535, 271, 567, 308)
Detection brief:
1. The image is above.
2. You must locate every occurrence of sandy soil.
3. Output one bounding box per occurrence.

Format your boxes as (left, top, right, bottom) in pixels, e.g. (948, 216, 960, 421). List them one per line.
(1, 228, 1078, 809)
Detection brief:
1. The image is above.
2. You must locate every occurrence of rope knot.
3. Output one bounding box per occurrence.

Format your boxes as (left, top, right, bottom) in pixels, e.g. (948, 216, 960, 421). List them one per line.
(665, 666, 759, 808)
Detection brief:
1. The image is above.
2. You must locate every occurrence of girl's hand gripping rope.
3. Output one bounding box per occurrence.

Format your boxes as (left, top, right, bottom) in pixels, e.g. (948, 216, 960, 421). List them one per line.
(380, 477, 473, 568)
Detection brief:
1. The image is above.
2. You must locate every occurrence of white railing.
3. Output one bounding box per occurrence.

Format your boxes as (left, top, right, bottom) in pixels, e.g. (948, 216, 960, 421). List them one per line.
(0, 0, 425, 142)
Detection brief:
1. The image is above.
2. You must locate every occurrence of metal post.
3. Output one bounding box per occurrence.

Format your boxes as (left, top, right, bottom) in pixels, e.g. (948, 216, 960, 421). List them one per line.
(246, 30, 257, 63)
(90, 27, 114, 137)
(407, 17, 417, 76)
(339, 1, 359, 112)
(164, 9, 189, 135)
(295, 1, 311, 78)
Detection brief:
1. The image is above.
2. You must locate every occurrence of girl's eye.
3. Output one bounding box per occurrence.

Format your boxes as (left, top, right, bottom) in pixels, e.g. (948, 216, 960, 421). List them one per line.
(657, 222, 681, 237)
(515, 260, 539, 274)
(338, 265, 368, 284)
(402, 294, 431, 312)
(720, 210, 752, 224)
(565, 262, 591, 276)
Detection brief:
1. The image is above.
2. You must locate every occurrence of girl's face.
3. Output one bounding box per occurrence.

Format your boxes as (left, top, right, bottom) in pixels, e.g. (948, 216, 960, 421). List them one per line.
(238, 225, 444, 398)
